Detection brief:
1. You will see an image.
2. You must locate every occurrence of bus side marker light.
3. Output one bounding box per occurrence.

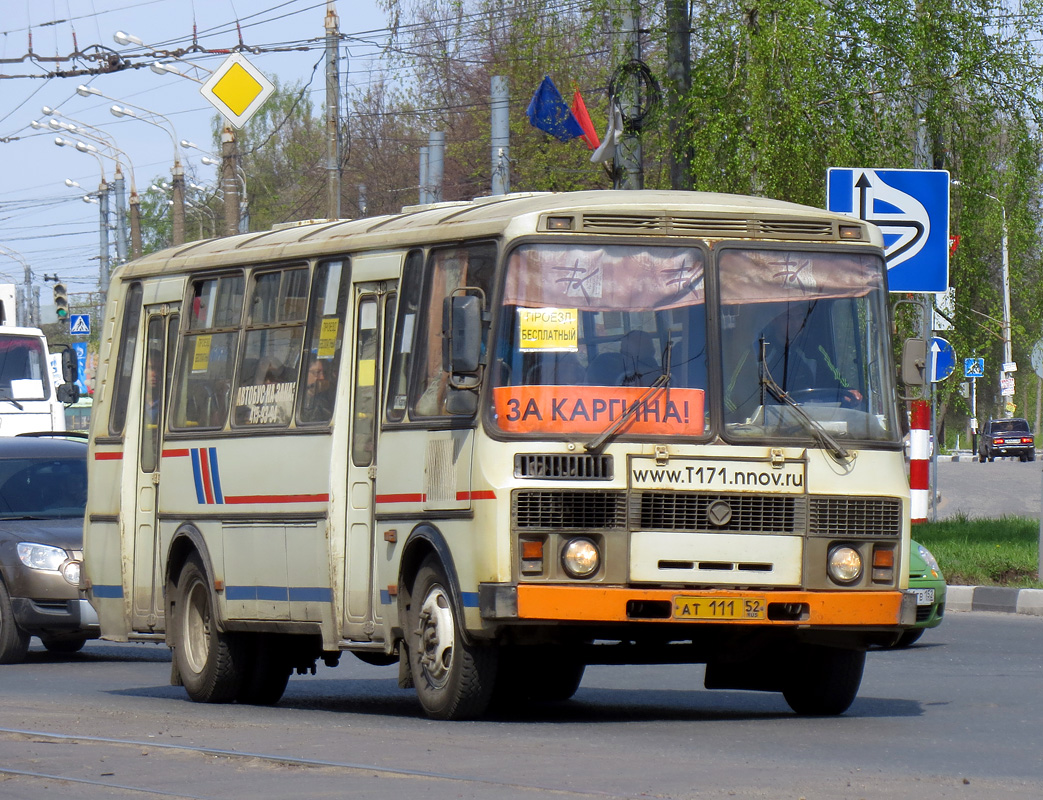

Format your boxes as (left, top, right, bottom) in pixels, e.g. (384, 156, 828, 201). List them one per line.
(384, 529, 398, 543)
(521, 539, 544, 575)
(872, 546, 895, 582)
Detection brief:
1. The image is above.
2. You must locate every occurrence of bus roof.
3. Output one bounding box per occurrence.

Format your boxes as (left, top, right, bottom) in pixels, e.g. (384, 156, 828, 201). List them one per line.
(115, 189, 882, 279)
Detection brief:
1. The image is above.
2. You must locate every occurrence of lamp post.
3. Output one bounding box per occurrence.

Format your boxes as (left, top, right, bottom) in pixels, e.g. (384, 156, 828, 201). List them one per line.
(54, 138, 112, 298)
(77, 84, 186, 246)
(0, 245, 35, 326)
(953, 180, 1014, 418)
(41, 112, 141, 259)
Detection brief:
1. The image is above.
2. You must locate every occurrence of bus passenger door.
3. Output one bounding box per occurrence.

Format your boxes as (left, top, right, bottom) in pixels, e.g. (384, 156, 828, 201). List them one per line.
(343, 284, 395, 640)
(132, 306, 179, 632)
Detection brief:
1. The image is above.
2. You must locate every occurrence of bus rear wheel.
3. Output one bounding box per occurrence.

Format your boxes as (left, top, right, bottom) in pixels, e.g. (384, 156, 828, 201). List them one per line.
(406, 557, 497, 720)
(236, 634, 292, 706)
(172, 555, 244, 703)
(782, 644, 865, 716)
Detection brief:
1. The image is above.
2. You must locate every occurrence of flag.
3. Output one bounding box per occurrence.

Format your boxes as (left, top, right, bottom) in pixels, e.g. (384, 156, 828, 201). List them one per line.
(590, 102, 623, 164)
(571, 90, 600, 150)
(527, 76, 585, 142)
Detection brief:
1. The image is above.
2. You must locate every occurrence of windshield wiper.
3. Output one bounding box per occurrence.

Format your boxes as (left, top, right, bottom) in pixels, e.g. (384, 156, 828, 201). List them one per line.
(759, 343, 851, 463)
(586, 342, 672, 454)
(0, 393, 24, 410)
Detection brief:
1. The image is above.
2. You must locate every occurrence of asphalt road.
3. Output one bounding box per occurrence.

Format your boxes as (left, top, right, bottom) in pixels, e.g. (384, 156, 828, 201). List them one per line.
(935, 456, 1042, 519)
(2, 612, 1042, 799)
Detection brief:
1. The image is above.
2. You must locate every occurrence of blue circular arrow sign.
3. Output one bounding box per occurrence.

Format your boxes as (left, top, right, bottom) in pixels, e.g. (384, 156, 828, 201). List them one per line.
(930, 337, 956, 382)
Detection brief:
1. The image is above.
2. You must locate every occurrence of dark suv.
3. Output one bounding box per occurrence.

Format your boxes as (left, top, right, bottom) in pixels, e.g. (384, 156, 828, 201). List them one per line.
(978, 418, 1036, 462)
(0, 433, 96, 663)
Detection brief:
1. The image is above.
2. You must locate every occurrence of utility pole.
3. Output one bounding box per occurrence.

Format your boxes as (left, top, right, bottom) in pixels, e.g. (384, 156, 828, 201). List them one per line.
(490, 76, 510, 196)
(325, 0, 342, 219)
(665, 0, 692, 190)
(98, 181, 111, 299)
(428, 132, 445, 202)
(221, 127, 241, 237)
(112, 165, 129, 264)
(419, 146, 429, 204)
(617, 1, 643, 190)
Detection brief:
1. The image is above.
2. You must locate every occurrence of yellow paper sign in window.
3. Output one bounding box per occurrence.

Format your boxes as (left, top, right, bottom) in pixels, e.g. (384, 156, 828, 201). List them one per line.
(318, 317, 340, 358)
(518, 308, 578, 352)
(192, 335, 212, 372)
(357, 359, 375, 387)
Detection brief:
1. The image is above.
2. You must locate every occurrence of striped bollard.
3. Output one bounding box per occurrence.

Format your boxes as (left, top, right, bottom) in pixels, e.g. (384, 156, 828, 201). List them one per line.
(909, 399, 930, 524)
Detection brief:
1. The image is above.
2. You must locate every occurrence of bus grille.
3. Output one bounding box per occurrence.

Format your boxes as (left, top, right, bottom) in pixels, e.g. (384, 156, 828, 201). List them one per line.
(579, 213, 836, 240)
(512, 490, 627, 530)
(631, 492, 804, 533)
(808, 496, 902, 537)
(514, 453, 613, 480)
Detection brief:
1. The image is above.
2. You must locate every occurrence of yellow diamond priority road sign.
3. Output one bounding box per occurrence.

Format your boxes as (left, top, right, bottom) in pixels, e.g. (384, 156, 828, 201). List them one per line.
(200, 52, 275, 129)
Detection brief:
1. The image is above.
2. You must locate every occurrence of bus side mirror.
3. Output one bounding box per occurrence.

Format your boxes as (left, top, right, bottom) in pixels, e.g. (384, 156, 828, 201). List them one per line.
(61, 347, 79, 384)
(900, 338, 926, 386)
(443, 294, 482, 377)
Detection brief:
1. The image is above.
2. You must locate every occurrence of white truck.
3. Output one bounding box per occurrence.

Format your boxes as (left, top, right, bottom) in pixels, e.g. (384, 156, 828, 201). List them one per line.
(0, 326, 79, 435)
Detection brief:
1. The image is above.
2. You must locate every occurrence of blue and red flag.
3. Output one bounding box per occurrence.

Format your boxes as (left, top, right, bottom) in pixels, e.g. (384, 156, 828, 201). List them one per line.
(527, 76, 585, 142)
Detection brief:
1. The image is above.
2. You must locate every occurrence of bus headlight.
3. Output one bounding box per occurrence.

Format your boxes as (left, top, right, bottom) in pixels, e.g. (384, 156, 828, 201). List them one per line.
(561, 537, 600, 578)
(827, 545, 863, 584)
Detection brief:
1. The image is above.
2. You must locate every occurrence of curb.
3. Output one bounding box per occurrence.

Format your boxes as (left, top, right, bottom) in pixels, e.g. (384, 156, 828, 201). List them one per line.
(945, 585, 1043, 617)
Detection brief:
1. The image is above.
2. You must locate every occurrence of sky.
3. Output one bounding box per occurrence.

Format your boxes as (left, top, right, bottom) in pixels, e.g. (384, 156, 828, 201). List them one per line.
(0, 0, 393, 317)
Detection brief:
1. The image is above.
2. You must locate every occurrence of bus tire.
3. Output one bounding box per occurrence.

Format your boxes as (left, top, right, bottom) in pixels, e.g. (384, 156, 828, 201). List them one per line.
(236, 634, 292, 706)
(493, 648, 585, 708)
(406, 556, 497, 720)
(782, 645, 865, 716)
(172, 555, 244, 703)
(0, 579, 31, 664)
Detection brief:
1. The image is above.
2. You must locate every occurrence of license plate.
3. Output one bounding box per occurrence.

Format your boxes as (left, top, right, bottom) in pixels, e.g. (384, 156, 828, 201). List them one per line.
(673, 596, 767, 620)
(914, 588, 935, 606)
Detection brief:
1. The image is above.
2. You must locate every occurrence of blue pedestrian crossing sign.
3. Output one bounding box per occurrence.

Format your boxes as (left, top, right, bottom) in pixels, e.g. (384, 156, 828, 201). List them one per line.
(964, 357, 985, 379)
(69, 314, 90, 336)
(826, 167, 950, 293)
(930, 337, 956, 382)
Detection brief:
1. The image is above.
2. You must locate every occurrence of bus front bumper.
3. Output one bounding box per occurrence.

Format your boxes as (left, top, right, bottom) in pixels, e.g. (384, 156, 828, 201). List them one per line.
(480, 584, 916, 628)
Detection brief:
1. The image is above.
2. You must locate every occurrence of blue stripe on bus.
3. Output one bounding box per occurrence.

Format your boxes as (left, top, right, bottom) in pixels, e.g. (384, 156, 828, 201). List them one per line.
(190, 449, 206, 504)
(207, 447, 224, 504)
(379, 589, 391, 605)
(92, 584, 124, 599)
(461, 592, 479, 608)
(225, 586, 332, 603)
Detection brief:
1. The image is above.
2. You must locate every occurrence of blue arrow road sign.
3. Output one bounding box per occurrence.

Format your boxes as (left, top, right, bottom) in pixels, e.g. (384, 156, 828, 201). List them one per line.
(964, 357, 985, 379)
(69, 313, 90, 335)
(826, 168, 950, 293)
(930, 337, 956, 382)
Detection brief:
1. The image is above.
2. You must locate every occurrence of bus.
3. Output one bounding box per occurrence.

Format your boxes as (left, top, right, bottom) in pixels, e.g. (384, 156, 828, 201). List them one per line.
(0, 326, 76, 435)
(83, 190, 917, 720)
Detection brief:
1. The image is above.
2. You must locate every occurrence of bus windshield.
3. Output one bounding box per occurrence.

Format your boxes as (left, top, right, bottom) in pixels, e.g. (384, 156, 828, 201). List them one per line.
(0, 334, 51, 401)
(719, 247, 898, 444)
(491, 243, 708, 438)
(490, 242, 897, 445)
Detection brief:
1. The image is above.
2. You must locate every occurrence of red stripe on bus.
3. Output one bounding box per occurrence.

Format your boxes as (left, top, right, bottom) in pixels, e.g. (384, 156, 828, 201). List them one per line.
(375, 493, 426, 504)
(457, 490, 496, 501)
(94, 452, 123, 460)
(162, 449, 191, 458)
(198, 450, 215, 505)
(223, 494, 330, 504)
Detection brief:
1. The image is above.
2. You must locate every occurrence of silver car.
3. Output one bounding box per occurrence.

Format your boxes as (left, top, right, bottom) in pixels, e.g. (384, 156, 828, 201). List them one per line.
(0, 433, 96, 663)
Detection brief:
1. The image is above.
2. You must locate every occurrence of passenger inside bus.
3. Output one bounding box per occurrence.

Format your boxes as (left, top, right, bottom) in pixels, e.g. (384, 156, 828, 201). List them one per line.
(300, 358, 335, 422)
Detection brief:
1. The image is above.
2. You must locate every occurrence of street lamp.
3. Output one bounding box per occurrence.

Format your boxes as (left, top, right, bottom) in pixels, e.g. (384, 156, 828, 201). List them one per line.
(77, 84, 186, 246)
(186, 140, 250, 234)
(952, 179, 1014, 418)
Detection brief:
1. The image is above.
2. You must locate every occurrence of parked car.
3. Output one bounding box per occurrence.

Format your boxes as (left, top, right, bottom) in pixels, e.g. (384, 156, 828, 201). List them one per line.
(0, 432, 96, 663)
(978, 417, 1035, 462)
(892, 540, 946, 648)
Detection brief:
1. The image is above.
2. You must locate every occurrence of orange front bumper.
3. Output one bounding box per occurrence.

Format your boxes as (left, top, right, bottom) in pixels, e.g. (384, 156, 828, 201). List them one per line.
(516, 584, 905, 627)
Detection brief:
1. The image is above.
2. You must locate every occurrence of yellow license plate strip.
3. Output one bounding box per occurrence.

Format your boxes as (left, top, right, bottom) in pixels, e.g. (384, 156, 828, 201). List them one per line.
(673, 596, 767, 620)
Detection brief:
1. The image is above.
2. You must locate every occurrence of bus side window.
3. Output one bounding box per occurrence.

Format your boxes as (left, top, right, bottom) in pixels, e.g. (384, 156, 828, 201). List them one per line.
(232, 267, 309, 428)
(410, 243, 496, 418)
(109, 283, 144, 436)
(171, 274, 244, 431)
(385, 250, 423, 422)
(297, 259, 349, 426)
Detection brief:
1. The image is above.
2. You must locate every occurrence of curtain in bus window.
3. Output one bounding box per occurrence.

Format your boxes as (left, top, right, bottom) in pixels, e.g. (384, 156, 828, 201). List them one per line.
(0, 336, 48, 400)
(233, 267, 308, 427)
(411, 244, 496, 418)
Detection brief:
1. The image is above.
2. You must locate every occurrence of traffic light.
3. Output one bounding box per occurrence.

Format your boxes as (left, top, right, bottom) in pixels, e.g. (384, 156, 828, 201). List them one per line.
(53, 282, 69, 320)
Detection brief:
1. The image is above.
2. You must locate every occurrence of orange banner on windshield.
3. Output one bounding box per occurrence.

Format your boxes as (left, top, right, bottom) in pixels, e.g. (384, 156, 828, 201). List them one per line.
(493, 386, 704, 436)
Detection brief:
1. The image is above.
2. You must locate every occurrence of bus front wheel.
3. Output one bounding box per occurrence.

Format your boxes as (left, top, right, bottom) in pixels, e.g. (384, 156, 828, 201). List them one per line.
(172, 555, 244, 703)
(782, 644, 865, 716)
(406, 556, 497, 720)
